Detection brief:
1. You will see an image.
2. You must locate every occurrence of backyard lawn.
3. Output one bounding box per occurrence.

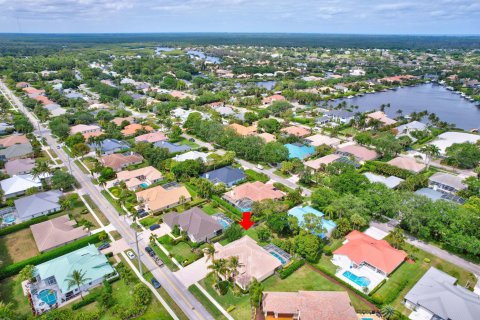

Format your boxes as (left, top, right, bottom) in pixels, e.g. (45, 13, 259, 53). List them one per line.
(139, 215, 162, 227)
(158, 235, 202, 266)
(177, 138, 200, 149)
(0, 275, 32, 318)
(199, 265, 373, 320)
(0, 228, 39, 265)
(201, 202, 222, 215)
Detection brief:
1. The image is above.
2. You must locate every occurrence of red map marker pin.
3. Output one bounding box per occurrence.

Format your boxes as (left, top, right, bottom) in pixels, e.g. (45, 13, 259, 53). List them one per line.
(239, 212, 254, 230)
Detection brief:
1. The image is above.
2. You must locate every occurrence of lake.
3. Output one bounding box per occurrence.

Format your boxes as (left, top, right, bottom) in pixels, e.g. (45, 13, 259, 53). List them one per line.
(187, 50, 221, 64)
(329, 83, 480, 130)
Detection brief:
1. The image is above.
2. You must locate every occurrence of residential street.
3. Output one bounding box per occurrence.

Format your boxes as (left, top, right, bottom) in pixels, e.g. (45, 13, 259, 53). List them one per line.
(0, 79, 214, 320)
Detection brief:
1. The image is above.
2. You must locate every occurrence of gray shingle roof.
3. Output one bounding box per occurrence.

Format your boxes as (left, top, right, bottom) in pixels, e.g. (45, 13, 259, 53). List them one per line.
(163, 207, 222, 242)
(154, 141, 191, 154)
(405, 267, 480, 320)
(14, 190, 63, 220)
(0, 142, 33, 160)
(201, 166, 246, 185)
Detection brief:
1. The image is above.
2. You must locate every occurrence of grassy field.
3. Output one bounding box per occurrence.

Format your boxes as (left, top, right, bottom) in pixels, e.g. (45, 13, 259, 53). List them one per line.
(82, 194, 110, 226)
(201, 203, 222, 215)
(0, 228, 39, 265)
(199, 265, 373, 320)
(371, 241, 477, 315)
(74, 159, 90, 174)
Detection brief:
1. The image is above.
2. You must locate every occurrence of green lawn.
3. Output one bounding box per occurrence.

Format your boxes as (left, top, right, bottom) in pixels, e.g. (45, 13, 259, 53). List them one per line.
(158, 236, 201, 266)
(201, 203, 222, 215)
(244, 169, 269, 183)
(371, 241, 477, 315)
(101, 190, 126, 215)
(74, 159, 90, 174)
(199, 265, 373, 320)
(0, 276, 32, 318)
(139, 215, 162, 227)
(178, 138, 200, 149)
(273, 169, 291, 178)
(152, 243, 179, 272)
(188, 284, 228, 320)
(82, 195, 110, 226)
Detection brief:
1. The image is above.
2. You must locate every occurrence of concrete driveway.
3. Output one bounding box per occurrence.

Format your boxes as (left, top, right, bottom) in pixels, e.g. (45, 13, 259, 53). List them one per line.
(364, 226, 389, 240)
(174, 256, 211, 287)
(100, 238, 130, 255)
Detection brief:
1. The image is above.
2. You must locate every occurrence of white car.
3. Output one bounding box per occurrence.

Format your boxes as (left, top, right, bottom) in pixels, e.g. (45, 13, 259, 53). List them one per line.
(126, 251, 136, 260)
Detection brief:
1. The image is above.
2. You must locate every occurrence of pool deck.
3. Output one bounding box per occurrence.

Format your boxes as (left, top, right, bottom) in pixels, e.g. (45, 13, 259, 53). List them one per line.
(332, 256, 385, 292)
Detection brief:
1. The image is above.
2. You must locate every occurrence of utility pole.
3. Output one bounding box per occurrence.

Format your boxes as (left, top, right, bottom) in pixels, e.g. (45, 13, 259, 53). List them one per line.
(135, 231, 143, 275)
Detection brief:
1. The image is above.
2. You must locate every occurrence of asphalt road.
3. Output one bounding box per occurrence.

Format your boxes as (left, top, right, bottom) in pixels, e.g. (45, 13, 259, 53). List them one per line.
(0, 80, 214, 320)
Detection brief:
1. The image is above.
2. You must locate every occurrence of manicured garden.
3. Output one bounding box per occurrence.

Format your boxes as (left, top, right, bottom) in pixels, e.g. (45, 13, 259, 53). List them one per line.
(158, 235, 204, 266)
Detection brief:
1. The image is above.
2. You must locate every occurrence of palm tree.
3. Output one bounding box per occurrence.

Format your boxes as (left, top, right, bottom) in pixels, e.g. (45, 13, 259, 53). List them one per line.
(82, 220, 94, 233)
(420, 145, 440, 169)
(66, 269, 91, 300)
(324, 205, 336, 220)
(31, 160, 51, 179)
(208, 258, 229, 289)
(381, 305, 397, 320)
(204, 244, 215, 263)
(227, 256, 242, 281)
(390, 228, 406, 249)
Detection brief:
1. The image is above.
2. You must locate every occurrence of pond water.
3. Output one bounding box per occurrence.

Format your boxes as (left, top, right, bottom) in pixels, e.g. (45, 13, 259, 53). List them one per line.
(328, 83, 480, 130)
(187, 50, 221, 64)
(255, 81, 276, 90)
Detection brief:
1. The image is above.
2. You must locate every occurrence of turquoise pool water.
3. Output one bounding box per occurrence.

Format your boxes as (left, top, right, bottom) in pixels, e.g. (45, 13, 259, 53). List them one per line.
(284, 144, 315, 159)
(342, 271, 370, 287)
(140, 183, 149, 188)
(2, 214, 15, 224)
(217, 218, 230, 229)
(269, 251, 287, 264)
(362, 318, 374, 320)
(38, 289, 57, 305)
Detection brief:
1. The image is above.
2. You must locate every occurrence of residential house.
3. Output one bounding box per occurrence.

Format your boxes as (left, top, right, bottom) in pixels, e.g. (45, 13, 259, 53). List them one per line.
(0, 123, 14, 134)
(223, 181, 285, 211)
(288, 206, 336, 238)
(429, 172, 467, 194)
(280, 126, 310, 138)
(430, 132, 480, 154)
(89, 139, 130, 155)
(4, 158, 36, 176)
(262, 291, 357, 320)
(304, 134, 341, 147)
(16, 82, 30, 89)
(134, 131, 167, 144)
(113, 166, 163, 190)
(136, 184, 191, 213)
(327, 110, 355, 124)
(228, 123, 257, 136)
(367, 111, 397, 126)
(0, 174, 46, 199)
(163, 207, 223, 243)
(213, 105, 236, 117)
(100, 152, 144, 171)
(111, 116, 134, 126)
(0, 134, 29, 148)
(415, 188, 465, 205)
(201, 166, 246, 187)
(174, 151, 210, 163)
(363, 172, 404, 189)
(14, 190, 63, 221)
(256, 132, 276, 143)
(395, 121, 428, 141)
(262, 94, 286, 105)
(70, 124, 102, 138)
(304, 154, 342, 172)
(404, 267, 480, 320)
(0, 142, 34, 161)
(335, 144, 379, 163)
(23, 87, 45, 98)
(214, 236, 282, 290)
(121, 123, 154, 136)
(387, 157, 426, 173)
(30, 215, 88, 252)
(44, 103, 67, 117)
(30, 244, 116, 310)
(154, 141, 191, 154)
(315, 115, 331, 126)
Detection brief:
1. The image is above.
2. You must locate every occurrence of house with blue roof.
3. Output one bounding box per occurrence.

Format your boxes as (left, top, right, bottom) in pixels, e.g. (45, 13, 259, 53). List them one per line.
(31, 244, 116, 309)
(89, 139, 130, 155)
(154, 141, 191, 154)
(288, 206, 336, 238)
(201, 166, 246, 187)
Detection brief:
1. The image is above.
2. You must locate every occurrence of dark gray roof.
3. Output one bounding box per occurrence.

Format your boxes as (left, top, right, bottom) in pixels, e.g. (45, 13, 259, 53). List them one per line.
(89, 139, 130, 154)
(154, 141, 191, 154)
(201, 166, 246, 185)
(405, 267, 480, 320)
(0, 142, 33, 160)
(163, 207, 222, 241)
(14, 190, 63, 220)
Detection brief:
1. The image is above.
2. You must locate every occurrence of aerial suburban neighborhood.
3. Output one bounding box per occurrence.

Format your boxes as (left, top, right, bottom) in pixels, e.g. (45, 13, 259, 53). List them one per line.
(0, 13, 480, 320)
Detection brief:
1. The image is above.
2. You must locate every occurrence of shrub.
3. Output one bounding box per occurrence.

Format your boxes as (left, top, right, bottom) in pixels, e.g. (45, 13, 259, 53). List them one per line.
(216, 280, 230, 295)
(0, 232, 106, 280)
(423, 258, 431, 263)
(226, 305, 236, 312)
(323, 246, 332, 256)
(279, 260, 305, 279)
(133, 283, 151, 305)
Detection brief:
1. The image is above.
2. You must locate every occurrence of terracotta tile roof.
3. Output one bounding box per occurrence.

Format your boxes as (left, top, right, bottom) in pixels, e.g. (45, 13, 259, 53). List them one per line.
(121, 123, 154, 136)
(334, 230, 407, 274)
(136, 184, 191, 212)
(225, 181, 285, 203)
(112, 117, 134, 126)
(116, 166, 162, 185)
(262, 94, 285, 104)
(388, 157, 426, 173)
(33, 95, 54, 106)
(0, 135, 29, 147)
(262, 291, 357, 320)
(83, 131, 104, 140)
(228, 123, 257, 136)
(101, 153, 144, 171)
(281, 125, 310, 137)
(367, 111, 397, 126)
(336, 144, 379, 162)
(134, 131, 167, 143)
(305, 154, 342, 170)
(23, 87, 45, 95)
(256, 132, 276, 143)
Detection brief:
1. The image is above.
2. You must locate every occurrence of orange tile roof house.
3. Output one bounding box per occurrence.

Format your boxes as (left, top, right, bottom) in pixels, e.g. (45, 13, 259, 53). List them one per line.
(304, 154, 342, 171)
(228, 123, 257, 136)
(101, 153, 144, 171)
(262, 94, 286, 105)
(114, 166, 163, 190)
(136, 184, 191, 213)
(280, 126, 310, 138)
(257, 132, 276, 143)
(0, 134, 29, 148)
(333, 230, 407, 275)
(335, 144, 379, 162)
(367, 111, 397, 126)
(33, 95, 54, 106)
(23, 87, 45, 97)
(262, 291, 357, 320)
(121, 123, 154, 136)
(30, 215, 88, 252)
(134, 131, 167, 144)
(388, 157, 426, 173)
(223, 181, 285, 209)
(112, 116, 134, 126)
(70, 124, 102, 135)
(214, 236, 282, 290)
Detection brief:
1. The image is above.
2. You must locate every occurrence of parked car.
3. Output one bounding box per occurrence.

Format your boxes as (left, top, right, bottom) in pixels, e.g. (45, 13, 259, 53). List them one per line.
(151, 278, 161, 289)
(145, 246, 155, 256)
(98, 243, 110, 250)
(126, 251, 136, 260)
(138, 211, 148, 218)
(155, 257, 164, 267)
(149, 224, 160, 231)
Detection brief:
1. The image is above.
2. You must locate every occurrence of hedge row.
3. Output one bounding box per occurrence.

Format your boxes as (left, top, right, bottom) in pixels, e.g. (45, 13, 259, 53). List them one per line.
(71, 291, 101, 310)
(0, 231, 106, 280)
(279, 260, 305, 279)
(0, 215, 49, 237)
(371, 278, 409, 305)
(211, 195, 242, 219)
(364, 161, 413, 179)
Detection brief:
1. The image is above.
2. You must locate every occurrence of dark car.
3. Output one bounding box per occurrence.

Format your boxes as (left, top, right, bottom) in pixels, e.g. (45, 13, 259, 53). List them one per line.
(149, 224, 160, 231)
(97, 243, 110, 250)
(151, 278, 161, 289)
(145, 246, 155, 256)
(138, 211, 148, 218)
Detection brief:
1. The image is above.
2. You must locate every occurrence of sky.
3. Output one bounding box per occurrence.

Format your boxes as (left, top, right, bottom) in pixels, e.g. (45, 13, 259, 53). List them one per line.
(0, 0, 479, 34)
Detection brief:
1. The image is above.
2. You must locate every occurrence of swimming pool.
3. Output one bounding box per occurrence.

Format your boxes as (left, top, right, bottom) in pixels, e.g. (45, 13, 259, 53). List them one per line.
(342, 271, 371, 287)
(2, 214, 15, 224)
(217, 218, 230, 229)
(269, 251, 287, 264)
(139, 183, 149, 188)
(37, 289, 57, 305)
(284, 144, 315, 160)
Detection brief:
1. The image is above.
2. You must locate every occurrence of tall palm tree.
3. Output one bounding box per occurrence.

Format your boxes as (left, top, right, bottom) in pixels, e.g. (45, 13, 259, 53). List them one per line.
(227, 256, 242, 281)
(31, 160, 51, 179)
(420, 145, 440, 169)
(208, 259, 229, 285)
(66, 269, 91, 300)
(204, 244, 215, 263)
